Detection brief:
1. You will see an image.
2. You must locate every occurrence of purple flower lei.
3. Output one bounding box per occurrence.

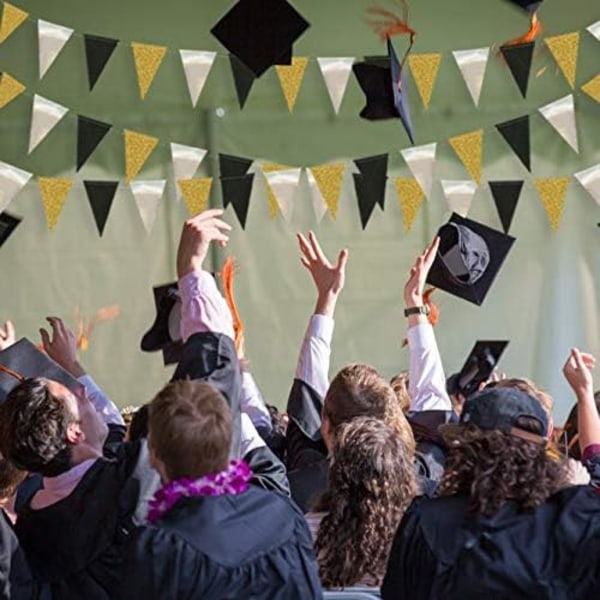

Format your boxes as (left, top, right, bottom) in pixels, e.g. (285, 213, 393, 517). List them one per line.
(147, 459, 252, 523)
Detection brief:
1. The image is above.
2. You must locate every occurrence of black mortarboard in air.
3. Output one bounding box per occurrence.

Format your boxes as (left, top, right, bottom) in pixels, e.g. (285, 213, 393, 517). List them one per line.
(505, 0, 543, 13)
(426, 213, 515, 306)
(211, 0, 310, 77)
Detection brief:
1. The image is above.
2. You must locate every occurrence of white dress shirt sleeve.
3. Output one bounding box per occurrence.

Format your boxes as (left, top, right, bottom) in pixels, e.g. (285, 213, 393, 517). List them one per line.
(78, 374, 124, 426)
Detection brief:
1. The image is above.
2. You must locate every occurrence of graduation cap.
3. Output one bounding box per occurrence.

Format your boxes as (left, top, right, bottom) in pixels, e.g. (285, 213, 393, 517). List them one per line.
(505, 0, 543, 13)
(0, 339, 82, 404)
(211, 0, 310, 78)
(426, 213, 515, 306)
(353, 39, 414, 143)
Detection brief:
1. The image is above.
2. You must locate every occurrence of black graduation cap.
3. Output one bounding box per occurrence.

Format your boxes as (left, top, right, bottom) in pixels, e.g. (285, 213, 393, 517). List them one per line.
(505, 0, 543, 13)
(0, 339, 82, 404)
(0, 212, 21, 248)
(211, 0, 310, 77)
(426, 213, 516, 306)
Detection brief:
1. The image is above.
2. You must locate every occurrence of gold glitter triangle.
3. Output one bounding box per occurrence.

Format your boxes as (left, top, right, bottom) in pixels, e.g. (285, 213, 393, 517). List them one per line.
(261, 162, 292, 173)
(544, 32, 579, 89)
(38, 177, 73, 231)
(310, 163, 345, 218)
(394, 178, 424, 231)
(0, 73, 25, 108)
(581, 75, 600, 103)
(275, 57, 309, 112)
(178, 178, 212, 216)
(448, 129, 483, 184)
(408, 53, 442, 109)
(534, 177, 570, 231)
(131, 42, 167, 99)
(124, 130, 159, 182)
(0, 2, 28, 44)
(266, 185, 279, 219)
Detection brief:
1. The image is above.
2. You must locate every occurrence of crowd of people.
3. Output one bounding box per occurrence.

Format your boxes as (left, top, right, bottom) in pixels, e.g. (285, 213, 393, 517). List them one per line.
(0, 207, 599, 599)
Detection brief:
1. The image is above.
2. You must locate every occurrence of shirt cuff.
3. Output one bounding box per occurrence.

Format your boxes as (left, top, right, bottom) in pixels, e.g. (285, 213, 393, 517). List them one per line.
(78, 375, 125, 426)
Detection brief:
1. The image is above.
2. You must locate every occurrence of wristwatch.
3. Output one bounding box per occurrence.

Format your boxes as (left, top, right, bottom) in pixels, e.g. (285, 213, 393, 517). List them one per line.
(404, 305, 430, 317)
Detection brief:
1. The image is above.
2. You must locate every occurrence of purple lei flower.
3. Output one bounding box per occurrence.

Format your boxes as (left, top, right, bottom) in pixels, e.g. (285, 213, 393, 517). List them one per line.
(147, 459, 252, 523)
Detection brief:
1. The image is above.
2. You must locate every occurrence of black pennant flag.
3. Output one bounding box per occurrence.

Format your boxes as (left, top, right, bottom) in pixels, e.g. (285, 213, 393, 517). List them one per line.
(495, 115, 530, 172)
(353, 174, 379, 229)
(500, 41, 534, 98)
(354, 154, 388, 210)
(84, 34, 118, 91)
(229, 55, 255, 109)
(83, 181, 118, 236)
(77, 116, 111, 171)
(219, 153, 253, 178)
(489, 181, 524, 233)
(221, 174, 254, 229)
(0, 212, 21, 249)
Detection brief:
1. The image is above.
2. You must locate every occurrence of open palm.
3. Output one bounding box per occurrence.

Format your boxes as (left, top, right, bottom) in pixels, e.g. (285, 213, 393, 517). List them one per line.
(297, 232, 348, 297)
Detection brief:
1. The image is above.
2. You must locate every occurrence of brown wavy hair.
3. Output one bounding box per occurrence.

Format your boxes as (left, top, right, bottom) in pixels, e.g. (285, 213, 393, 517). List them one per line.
(313, 417, 418, 588)
(438, 420, 569, 515)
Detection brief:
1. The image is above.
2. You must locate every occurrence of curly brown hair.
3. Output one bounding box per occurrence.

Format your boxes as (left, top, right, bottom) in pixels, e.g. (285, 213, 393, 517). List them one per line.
(438, 421, 570, 515)
(313, 417, 418, 588)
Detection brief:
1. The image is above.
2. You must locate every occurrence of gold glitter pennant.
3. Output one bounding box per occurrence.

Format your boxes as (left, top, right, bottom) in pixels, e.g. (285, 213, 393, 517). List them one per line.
(310, 163, 345, 218)
(581, 74, 600, 103)
(408, 53, 442, 109)
(448, 129, 483, 184)
(0, 2, 28, 44)
(275, 57, 309, 112)
(260, 163, 294, 218)
(261, 162, 292, 172)
(0, 73, 25, 108)
(534, 177, 570, 231)
(394, 178, 424, 231)
(131, 42, 167, 99)
(124, 130, 159, 182)
(544, 32, 579, 89)
(178, 178, 212, 216)
(38, 177, 73, 231)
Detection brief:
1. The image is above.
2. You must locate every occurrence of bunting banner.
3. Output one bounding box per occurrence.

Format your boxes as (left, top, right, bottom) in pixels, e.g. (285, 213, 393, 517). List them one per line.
(574, 163, 600, 207)
(0, 211, 21, 249)
(179, 50, 216, 108)
(448, 130, 483, 184)
(219, 153, 254, 178)
(394, 177, 424, 231)
(488, 180, 523, 233)
(263, 167, 302, 222)
(587, 21, 600, 41)
(38, 177, 73, 230)
(171, 142, 207, 200)
(77, 116, 111, 171)
(317, 57, 354, 114)
(83, 180, 118, 236)
(0, 2, 27, 44)
(28, 95, 68, 154)
(441, 180, 477, 217)
(307, 162, 346, 220)
(408, 53, 442, 109)
(0, 160, 31, 212)
(260, 163, 290, 218)
(220, 174, 254, 229)
(401, 143, 437, 199)
(500, 41, 534, 98)
(538, 94, 579, 153)
(495, 116, 531, 172)
(582, 75, 600, 103)
(275, 57, 309, 112)
(229, 55, 255, 109)
(130, 179, 165, 233)
(534, 177, 570, 231)
(353, 172, 379, 229)
(178, 178, 213, 216)
(84, 34, 118, 91)
(544, 32, 579, 89)
(38, 19, 73, 79)
(0, 72, 25, 109)
(452, 47, 489, 107)
(124, 130, 159, 182)
(354, 154, 388, 209)
(131, 42, 167, 99)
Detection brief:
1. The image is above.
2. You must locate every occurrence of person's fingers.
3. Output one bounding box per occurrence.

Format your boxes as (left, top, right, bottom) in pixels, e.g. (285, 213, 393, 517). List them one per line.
(300, 256, 311, 270)
(336, 248, 349, 272)
(192, 208, 225, 223)
(572, 348, 586, 370)
(423, 236, 440, 267)
(308, 231, 328, 266)
(39, 328, 51, 350)
(5, 320, 15, 340)
(46, 316, 61, 341)
(297, 233, 316, 262)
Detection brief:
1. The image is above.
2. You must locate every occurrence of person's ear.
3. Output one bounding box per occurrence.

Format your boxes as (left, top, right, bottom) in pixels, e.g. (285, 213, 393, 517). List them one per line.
(66, 422, 84, 445)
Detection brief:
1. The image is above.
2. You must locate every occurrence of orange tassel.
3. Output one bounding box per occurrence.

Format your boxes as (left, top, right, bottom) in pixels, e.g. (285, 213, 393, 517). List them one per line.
(366, 0, 416, 43)
(221, 257, 244, 352)
(402, 287, 439, 347)
(74, 305, 121, 351)
(502, 11, 542, 47)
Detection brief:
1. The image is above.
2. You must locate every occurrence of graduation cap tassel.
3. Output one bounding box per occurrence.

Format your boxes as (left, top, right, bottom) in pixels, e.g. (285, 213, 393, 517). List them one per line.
(366, 0, 416, 64)
(221, 257, 244, 353)
(502, 9, 542, 47)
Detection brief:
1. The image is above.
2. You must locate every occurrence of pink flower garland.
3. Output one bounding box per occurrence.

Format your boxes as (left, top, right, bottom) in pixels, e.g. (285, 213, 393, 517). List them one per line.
(147, 459, 252, 523)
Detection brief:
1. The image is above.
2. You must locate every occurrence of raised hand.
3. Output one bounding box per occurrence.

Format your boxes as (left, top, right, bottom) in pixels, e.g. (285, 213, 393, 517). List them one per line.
(404, 236, 440, 308)
(563, 348, 596, 400)
(0, 320, 16, 351)
(40, 317, 85, 377)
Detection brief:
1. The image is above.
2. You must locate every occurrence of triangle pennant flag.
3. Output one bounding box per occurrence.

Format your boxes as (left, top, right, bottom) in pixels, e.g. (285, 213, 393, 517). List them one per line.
(124, 130, 159, 182)
(130, 180, 165, 233)
(84, 34, 118, 91)
(28, 95, 68, 154)
(394, 178, 424, 231)
(587, 21, 600, 42)
(495, 116, 530, 171)
(131, 42, 167, 99)
(0, 161, 32, 212)
(83, 180, 118, 236)
(179, 50, 216, 107)
(171, 143, 207, 200)
(0, 212, 21, 249)
(0, 72, 25, 109)
(308, 162, 346, 219)
(488, 180, 523, 233)
(534, 177, 570, 231)
(229, 55, 255, 109)
(220, 174, 254, 229)
(452, 47, 489, 106)
(539, 94, 578, 153)
(353, 174, 379, 229)
(261, 163, 294, 219)
(0, 2, 28, 44)
(77, 116, 111, 171)
(544, 32, 579, 89)
(275, 57, 309, 112)
(408, 53, 442, 109)
(441, 180, 477, 217)
(574, 163, 600, 208)
(38, 177, 73, 230)
(500, 41, 534, 98)
(219, 153, 253, 178)
(317, 57, 354, 114)
(179, 178, 212, 216)
(448, 130, 483, 184)
(354, 154, 388, 209)
(582, 75, 600, 103)
(263, 168, 302, 222)
(401, 143, 437, 199)
(38, 20, 73, 79)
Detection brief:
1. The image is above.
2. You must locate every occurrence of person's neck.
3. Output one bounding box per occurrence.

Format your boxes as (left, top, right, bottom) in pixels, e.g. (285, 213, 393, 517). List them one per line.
(69, 443, 103, 467)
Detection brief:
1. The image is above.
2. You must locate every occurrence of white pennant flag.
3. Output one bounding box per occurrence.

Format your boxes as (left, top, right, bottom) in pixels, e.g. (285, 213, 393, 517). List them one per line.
(306, 169, 328, 223)
(179, 50, 216, 107)
(28, 94, 68, 154)
(452, 47, 489, 107)
(130, 180, 166, 233)
(539, 94, 579, 153)
(38, 19, 74, 79)
(263, 168, 302, 223)
(441, 180, 477, 217)
(574, 163, 600, 207)
(170, 143, 208, 201)
(317, 57, 354, 114)
(0, 161, 32, 213)
(587, 21, 600, 41)
(401, 143, 437, 199)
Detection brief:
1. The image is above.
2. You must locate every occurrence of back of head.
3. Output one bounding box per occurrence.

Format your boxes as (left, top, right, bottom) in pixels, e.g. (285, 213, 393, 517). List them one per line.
(149, 379, 232, 481)
(0, 453, 25, 500)
(489, 377, 554, 418)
